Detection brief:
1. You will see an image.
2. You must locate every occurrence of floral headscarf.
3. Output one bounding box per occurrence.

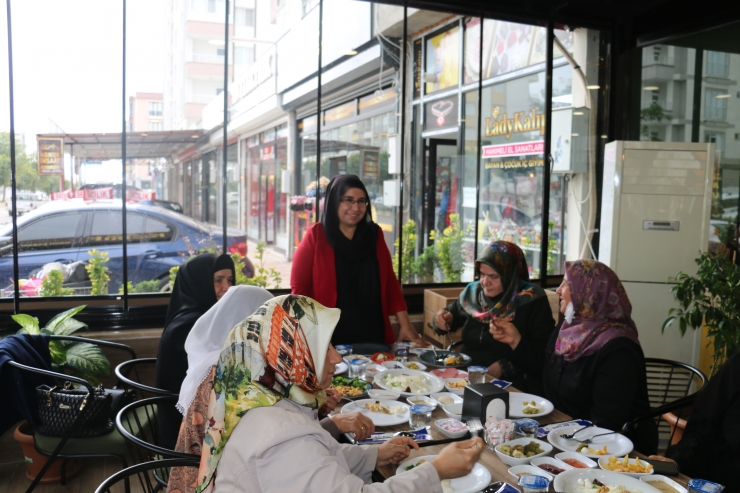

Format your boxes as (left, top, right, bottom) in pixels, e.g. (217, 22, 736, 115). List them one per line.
(167, 295, 340, 493)
(554, 260, 639, 362)
(458, 241, 544, 323)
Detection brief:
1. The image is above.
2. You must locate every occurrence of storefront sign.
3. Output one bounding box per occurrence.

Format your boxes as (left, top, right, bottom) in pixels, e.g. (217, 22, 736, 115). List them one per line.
(37, 138, 64, 176)
(361, 149, 380, 181)
(423, 98, 458, 131)
(484, 157, 544, 169)
(234, 46, 276, 104)
(425, 25, 460, 94)
(484, 107, 546, 139)
(262, 145, 274, 161)
(482, 140, 544, 159)
(413, 39, 422, 99)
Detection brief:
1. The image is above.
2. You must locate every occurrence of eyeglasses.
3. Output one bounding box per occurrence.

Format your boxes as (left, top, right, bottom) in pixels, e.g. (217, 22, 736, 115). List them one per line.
(340, 197, 369, 207)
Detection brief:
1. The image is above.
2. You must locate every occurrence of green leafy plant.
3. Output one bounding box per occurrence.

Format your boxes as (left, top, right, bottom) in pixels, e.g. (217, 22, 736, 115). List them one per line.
(663, 252, 740, 376)
(245, 242, 282, 289)
(393, 220, 417, 284)
(40, 269, 73, 296)
(85, 249, 110, 295)
(13, 305, 110, 384)
(169, 265, 179, 289)
(412, 244, 439, 283)
(432, 213, 465, 282)
(119, 279, 161, 294)
(231, 252, 250, 286)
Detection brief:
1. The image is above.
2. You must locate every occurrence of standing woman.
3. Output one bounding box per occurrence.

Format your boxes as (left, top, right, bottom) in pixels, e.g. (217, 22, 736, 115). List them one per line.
(156, 252, 235, 449)
(291, 175, 423, 346)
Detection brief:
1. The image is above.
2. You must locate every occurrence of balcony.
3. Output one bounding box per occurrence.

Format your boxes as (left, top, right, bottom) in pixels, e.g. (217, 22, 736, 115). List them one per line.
(187, 93, 219, 104)
(185, 61, 233, 79)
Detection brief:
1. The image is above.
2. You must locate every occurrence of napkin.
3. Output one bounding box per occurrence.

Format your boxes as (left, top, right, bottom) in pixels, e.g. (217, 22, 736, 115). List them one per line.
(491, 379, 512, 389)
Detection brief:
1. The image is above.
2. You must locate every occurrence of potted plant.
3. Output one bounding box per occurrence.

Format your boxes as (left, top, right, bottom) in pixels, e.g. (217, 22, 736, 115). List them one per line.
(412, 245, 439, 284)
(11, 305, 110, 483)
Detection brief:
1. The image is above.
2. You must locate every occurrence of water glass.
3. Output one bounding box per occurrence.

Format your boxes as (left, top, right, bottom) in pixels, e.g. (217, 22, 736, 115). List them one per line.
(409, 404, 433, 429)
(348, 358, 367, 378)
(467, 366, 487, 384)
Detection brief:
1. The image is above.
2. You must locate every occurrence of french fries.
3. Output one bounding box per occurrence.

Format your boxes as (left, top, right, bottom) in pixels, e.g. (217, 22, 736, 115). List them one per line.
(602, 454, 654, 473)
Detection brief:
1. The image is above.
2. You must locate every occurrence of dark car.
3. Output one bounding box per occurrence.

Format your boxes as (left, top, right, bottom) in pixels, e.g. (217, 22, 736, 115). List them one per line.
(0, 199, 253, 294)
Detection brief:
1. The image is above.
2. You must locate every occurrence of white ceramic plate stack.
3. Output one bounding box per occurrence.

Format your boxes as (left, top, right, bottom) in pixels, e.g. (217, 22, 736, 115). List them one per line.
(340, 399, 410, 426)
(547, 425, 634, 458)
(396, 455, 491, 493)
(508, 392, 554, 418)
(374, 369, 445, 396)
(554, 469, 663, 493)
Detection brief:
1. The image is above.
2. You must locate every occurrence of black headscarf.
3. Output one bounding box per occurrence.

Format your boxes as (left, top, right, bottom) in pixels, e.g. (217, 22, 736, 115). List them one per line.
(163, 253, 235, 329)
(321, 175, 384, 344)
(156, 252, 235, 449)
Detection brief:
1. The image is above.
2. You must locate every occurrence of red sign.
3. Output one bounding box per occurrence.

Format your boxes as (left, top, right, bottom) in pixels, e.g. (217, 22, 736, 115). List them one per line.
(127, 190, 156, 202)
(482, 140, 544, 159)
(50, 189, 74, 201)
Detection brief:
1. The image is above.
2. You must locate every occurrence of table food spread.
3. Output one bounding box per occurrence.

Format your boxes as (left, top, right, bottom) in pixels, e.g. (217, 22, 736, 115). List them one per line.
(331, 347, 693, 492)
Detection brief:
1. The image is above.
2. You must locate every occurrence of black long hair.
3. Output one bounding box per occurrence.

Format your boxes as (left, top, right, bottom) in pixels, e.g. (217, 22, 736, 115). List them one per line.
(320, 174, 374, 248)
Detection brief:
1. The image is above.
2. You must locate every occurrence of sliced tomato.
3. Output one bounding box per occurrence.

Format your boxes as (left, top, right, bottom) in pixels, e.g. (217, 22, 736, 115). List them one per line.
(370, 352, 394, 363)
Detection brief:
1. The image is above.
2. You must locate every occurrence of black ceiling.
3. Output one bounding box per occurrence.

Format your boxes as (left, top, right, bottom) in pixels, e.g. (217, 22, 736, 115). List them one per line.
(381, 0, 740, 52)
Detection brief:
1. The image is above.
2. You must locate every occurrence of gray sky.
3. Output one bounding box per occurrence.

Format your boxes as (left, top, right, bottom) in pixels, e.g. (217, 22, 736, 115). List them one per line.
(1, 0, 166, 166)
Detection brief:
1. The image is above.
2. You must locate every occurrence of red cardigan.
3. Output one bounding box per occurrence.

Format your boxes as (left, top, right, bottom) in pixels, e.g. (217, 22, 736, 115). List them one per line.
(291, 223, 407, 344)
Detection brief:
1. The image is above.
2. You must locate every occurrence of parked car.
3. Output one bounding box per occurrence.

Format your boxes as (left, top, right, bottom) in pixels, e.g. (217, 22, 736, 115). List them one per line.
(78, 183, 184, 213)
(0, 199, 253, 294)
(10, 191, 47, 216)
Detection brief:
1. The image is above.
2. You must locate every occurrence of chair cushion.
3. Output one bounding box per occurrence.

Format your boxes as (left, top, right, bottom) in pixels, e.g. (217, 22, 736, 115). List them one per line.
(35, 405, 152, 457)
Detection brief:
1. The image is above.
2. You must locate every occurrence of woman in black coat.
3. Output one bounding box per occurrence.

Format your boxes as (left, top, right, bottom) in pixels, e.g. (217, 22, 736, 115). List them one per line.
(155, 252, 235, 449)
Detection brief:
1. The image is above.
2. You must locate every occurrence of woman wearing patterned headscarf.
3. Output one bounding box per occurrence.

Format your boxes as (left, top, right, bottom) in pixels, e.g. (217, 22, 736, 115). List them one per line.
(167, 295, 483, 493)
(494, 259, 657, 454)
(434, 241, 555, 393)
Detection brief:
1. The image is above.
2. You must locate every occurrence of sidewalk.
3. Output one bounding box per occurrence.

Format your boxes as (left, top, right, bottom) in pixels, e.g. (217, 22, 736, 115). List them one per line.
(247, 239, 293, 289)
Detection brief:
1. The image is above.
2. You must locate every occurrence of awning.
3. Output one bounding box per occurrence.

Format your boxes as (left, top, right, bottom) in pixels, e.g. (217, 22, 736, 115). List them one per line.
(36, 130, 206, 160)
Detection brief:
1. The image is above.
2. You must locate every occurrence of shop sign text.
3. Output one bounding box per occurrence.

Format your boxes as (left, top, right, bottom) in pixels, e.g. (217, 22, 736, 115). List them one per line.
(485, 107, 546, 139)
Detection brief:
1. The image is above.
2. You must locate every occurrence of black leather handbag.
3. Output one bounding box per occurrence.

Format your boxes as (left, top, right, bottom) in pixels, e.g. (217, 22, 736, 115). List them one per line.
(36, 382, 115, 438)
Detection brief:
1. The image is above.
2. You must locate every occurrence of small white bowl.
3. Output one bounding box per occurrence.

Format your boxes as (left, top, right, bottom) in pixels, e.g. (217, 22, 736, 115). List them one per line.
(442, 402, 463, 420)
(434, 418, 469, 438)
(531, 456, 574, 475)
(640, 475, 688, 493)
(367, 389, 400, 400)
(444, 377, 470, 395)
(494, 437, 552, 466)
(406, 395, 438, 410)
(382, 361, 405, 370)
(554, 451, 597, 469)
(403, 361, 427, 371)
(507, 464, 554, 482)
(364, 363, 386, 379)
(430, 392, 463, 406)
(598, 456, 654, 478)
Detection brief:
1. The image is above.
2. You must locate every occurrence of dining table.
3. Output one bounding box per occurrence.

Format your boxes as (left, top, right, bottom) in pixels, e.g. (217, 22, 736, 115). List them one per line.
(333, 354, 693, 492)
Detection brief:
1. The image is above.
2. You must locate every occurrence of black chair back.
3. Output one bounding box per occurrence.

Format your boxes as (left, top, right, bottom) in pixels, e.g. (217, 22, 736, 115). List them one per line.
(95, 458, 200, 493)
(115, 358, 177, 399)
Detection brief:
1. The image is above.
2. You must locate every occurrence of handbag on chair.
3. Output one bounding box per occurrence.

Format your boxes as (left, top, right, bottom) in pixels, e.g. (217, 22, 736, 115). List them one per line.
(36, 382, 115, 437)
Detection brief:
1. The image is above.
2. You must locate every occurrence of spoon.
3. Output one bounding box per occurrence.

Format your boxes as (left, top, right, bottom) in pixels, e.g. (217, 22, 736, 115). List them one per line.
(559, 423, 594, 440)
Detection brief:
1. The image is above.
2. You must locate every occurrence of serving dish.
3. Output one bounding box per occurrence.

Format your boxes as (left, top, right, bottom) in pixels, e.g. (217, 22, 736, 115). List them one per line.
(341, 398, 410, 426)
(493, 437, 552, 466)
(373, 369, 444, 396)
(554, 469, 662, 493)
(547, 425, 633, 458)
(396, 455, 491, 493)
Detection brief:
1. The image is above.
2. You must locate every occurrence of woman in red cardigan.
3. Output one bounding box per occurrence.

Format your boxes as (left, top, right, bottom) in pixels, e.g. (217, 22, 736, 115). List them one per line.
(291, 174, 424, 346)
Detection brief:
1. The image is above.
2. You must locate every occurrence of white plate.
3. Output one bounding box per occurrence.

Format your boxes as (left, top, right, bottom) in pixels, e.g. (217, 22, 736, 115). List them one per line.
(341, 399, 410, 426)
(554, 468, 662, 493)
(508, 392, 554, 418)
(598, 456, 654, 478)
(374, 369, 445, 396)
(547, 425, 634, 459)
(430, 392, 463, 406)
(335, 361, 348, 374)
(396, 455, 491, 493)
(641, 475, 688, 493)
(403, 361, 427, 371)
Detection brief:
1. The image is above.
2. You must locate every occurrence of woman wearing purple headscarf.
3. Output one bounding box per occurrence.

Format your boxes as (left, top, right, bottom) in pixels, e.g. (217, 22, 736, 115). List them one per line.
(491, 259, 657, 454)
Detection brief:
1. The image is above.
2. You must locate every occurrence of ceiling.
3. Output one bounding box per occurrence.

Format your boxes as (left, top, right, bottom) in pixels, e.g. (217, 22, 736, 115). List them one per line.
(37, 130, 205, 161)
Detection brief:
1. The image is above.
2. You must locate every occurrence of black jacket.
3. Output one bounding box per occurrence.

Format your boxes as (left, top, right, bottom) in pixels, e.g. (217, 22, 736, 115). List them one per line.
(445, 295, 555, 394)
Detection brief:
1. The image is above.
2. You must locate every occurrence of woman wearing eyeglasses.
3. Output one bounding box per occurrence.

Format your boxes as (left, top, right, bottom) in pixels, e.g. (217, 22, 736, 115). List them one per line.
(433, 241, 555, 393)
(291, 174, 424, 346)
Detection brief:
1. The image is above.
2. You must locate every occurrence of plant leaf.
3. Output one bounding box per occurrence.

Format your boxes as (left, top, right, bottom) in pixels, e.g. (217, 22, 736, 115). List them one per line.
(64, 342, 110, 377)
(52, 318, 88, 337)
(48, 340, 67, 367)
(44, 305, 87, 334)
(12, 314, 40, 334)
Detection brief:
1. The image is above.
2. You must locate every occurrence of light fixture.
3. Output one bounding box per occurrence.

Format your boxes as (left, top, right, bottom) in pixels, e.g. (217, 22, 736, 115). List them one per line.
(529, 173, 535, 178)
(573, 111, 584, 116)
(586, 85, 600, 90)
(571, 133, 580, 137)
(643, 86, 659, 91)
(208, 39, 225, 46)
(345, 50, 357, 56)
(141, 133, 148, 137)
(191, 135, 199, 138)
(601, 135, 608, 139)
(716, 94, 730, 99)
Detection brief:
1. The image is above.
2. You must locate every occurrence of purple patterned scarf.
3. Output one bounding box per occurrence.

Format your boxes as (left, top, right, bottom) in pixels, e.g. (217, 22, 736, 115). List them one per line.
(554, 260, 639, 362)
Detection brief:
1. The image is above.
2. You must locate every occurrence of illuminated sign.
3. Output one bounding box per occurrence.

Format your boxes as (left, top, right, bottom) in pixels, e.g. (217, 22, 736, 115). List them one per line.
(37, 138, 64, 176)
(482, 140, 544, 159)
(484, 107, 546, 139)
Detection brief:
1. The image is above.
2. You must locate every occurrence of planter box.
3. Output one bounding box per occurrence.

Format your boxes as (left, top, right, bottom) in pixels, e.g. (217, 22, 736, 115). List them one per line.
(423, 287, 464, 347)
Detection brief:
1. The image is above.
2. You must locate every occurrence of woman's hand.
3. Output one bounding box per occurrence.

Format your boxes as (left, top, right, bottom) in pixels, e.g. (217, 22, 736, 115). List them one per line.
(330, 412, 375, 441)
(489, 319, 521, 349)
(431, 437, 484, 480)
(434, 309, 453, 333)
(396, 326, 428, 346)
(376, 437, 418, 467)
(319, 388, 342, 416)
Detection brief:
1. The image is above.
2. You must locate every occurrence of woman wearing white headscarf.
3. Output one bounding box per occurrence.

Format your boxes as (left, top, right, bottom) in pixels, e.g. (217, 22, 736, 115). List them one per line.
(167, 295, 483, 493)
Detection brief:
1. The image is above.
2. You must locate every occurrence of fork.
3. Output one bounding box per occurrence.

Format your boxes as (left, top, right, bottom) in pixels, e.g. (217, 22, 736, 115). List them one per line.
(559, 423, 593, 440)
(568, 431, 616, 444)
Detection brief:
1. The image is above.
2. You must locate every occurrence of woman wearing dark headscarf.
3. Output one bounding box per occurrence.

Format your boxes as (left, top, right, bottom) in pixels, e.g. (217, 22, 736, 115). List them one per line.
(493, 259, 657, 453)
(156, 252, 235, 449)
(291, 174, 423, 346)
(434, 241, 555, 393)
